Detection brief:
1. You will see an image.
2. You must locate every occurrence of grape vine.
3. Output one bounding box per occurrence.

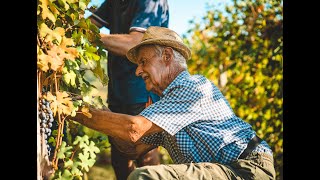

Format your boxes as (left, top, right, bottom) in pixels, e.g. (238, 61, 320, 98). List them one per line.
(37, 0, 109, 179)
(39, 97, 55, 157)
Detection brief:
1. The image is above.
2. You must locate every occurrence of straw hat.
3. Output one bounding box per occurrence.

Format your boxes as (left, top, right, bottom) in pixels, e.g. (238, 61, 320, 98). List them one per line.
(126, 26, 191, 64)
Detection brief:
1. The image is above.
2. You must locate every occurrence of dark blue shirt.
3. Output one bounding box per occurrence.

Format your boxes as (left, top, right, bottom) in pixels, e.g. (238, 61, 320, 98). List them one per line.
(91, 0, 169, 105)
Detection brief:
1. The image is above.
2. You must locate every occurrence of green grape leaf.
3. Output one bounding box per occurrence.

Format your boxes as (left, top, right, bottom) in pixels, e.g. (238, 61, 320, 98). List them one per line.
(64, 159, 73, 168)
(78, 151, 96, 172)
(57, 142, 73, 160)
(61, 169, 72, 180)
(83, 141, 100, 159)
(73, 135, 90, 148)
(71, 161, 83, 176)
(79, 0, 87, 10)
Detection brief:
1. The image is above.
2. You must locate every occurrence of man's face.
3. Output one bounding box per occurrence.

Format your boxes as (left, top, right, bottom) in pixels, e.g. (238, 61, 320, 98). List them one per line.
(135, 46, 166, 96)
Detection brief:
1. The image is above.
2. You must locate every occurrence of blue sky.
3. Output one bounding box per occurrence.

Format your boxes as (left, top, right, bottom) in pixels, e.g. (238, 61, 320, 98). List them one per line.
(86, 0, 230, 36)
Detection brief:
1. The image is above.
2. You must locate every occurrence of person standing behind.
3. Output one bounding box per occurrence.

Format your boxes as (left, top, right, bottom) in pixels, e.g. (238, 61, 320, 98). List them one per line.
(87, 0, 169, 179)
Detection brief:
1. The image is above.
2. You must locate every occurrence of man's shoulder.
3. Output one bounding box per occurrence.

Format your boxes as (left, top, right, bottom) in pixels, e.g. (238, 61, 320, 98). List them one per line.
(163, 73, 205, 97)
(176, 72, 208, 88)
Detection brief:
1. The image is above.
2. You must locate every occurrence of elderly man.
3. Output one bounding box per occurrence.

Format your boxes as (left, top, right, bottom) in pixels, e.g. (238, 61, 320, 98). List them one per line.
(70, 26, 276, 179)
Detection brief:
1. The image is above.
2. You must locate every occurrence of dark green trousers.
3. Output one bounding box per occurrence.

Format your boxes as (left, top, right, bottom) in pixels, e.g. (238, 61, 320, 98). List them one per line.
(127, 152, 276, 180)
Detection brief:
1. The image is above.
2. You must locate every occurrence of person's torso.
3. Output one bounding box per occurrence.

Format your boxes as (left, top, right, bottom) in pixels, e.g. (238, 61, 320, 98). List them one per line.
(107, 0, 169, 105)
(141, 72, 273, 164)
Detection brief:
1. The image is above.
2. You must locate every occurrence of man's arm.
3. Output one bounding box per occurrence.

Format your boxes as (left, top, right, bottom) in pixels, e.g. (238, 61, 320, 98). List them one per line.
(88, 14, 143, 57)
(69, 108, 162, 157)
(89, 12, 143, 56)
(99, 31, 144, 56)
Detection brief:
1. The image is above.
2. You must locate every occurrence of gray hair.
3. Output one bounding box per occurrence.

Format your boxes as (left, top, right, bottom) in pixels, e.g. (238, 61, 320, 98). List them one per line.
(152, 44, 187, 69)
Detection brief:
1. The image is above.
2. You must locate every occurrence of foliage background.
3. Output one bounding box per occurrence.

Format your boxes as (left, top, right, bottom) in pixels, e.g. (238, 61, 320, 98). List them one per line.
(184, 0, 283, 178)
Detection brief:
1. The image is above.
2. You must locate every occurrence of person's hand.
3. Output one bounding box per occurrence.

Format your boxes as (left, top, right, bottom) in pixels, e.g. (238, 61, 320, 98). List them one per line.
(65, 108, 85, 124)
(66, 105, 110, 124)
(110, 137, 140, 159)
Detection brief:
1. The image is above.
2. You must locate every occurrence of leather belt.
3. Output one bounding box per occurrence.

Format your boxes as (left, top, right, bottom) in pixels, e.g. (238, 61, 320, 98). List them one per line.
(239, 135, 262, 159)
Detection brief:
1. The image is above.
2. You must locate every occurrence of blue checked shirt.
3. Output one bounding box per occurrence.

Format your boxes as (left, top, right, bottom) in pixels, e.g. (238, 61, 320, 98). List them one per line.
(140, 71, 273, 164)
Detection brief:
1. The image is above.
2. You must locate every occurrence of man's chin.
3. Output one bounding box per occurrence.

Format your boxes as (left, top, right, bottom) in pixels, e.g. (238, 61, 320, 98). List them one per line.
(146, 86, 156, 94)
(145, 85, 152, 92)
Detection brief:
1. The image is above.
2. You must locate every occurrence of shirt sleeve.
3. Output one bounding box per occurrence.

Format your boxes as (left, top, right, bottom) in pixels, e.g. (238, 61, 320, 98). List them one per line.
(140, 84, 203, 136)
(90, 0, 111, 28)
(130, 0, 169, 32)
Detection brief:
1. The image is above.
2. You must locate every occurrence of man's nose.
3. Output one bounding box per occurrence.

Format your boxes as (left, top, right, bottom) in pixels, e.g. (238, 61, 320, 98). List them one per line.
(135, 65, 142, 77)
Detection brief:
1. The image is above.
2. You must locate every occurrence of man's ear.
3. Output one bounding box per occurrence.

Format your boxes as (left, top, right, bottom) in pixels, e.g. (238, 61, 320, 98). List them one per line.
(163, 47, 174, 64)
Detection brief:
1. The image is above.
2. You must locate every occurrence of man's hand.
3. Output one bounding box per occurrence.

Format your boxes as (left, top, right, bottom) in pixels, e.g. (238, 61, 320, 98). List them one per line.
(110, 137, 157, 160)
(110, 137, 139, 159)
(65, 106, 162, 159)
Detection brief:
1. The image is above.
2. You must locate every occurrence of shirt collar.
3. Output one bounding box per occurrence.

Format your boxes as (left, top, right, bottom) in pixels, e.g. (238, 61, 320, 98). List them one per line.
(162, 70, 190, 96)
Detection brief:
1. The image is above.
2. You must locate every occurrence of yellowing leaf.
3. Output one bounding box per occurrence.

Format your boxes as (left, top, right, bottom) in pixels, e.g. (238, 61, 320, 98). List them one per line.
(65, 47, 79, 60)
(39, 23, 53, 38)
(59, 37, 79, 60)
(81, 106, 92, 118)
(232, 74, 244, 84)
(51, 27, 65, 43)
(39, 24, 65, 44)
(59, 0, 70, 11)
(37, 53, 51, 72)
(48, 3, 59, 16)
(40, 0, 56, 23)
(61, 37, 74, 47)
(46, 46, 65, 71)
(45, 91, 74, 116)
(45, 92, 58, 115)
(39, 24, 65, 43)
(56, 91, 74, 115)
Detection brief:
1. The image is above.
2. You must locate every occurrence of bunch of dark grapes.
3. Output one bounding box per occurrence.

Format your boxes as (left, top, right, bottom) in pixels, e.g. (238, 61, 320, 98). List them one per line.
(39, 98, 54, 157)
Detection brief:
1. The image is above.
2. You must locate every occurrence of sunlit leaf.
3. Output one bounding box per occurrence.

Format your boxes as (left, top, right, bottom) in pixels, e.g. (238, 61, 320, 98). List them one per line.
(45, 91, 74, 116)
(81, 106, 92, 118)
(63, 68, 77, 87)
(73, 135, 90, 148)
(40, 0, 56, 22)
(61, 169, 72, 180)
(78, 151, 95, 172)
(56, 141, 73, 159)
(82, 141, 100, 159)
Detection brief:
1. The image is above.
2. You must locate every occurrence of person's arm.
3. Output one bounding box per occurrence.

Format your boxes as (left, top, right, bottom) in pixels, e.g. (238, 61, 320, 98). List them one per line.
(99, 31, 144, 56)
(69, 107, 162, 157)
(96, 0, 170, 57)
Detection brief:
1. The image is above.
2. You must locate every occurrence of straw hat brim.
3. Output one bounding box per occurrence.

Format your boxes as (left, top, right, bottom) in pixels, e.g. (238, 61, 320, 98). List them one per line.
(127, 38, 191, 64)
